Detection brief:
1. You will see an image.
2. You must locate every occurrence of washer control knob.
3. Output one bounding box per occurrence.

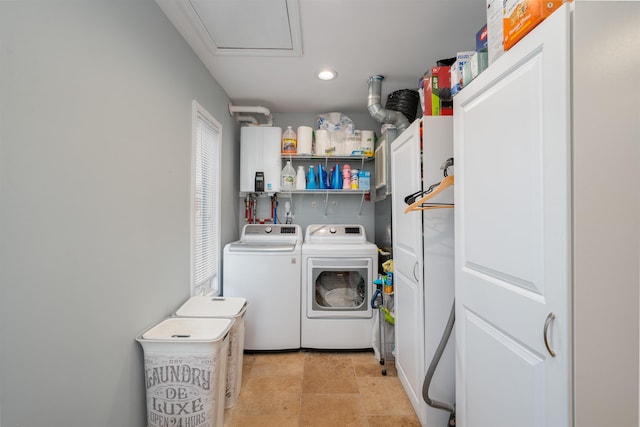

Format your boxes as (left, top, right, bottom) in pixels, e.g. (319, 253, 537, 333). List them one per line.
(265, 226, 272, 234)
(330, 227, 337, 234)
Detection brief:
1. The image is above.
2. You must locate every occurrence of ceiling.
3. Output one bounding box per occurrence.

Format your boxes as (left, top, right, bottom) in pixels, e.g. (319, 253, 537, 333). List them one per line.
(156, 0, 487, 114)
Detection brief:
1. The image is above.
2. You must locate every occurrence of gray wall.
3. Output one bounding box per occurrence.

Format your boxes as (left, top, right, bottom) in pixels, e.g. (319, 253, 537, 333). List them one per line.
(237, 113, 382, 242)
(572, 2, 640, 426)
(0, 2, 239, 426)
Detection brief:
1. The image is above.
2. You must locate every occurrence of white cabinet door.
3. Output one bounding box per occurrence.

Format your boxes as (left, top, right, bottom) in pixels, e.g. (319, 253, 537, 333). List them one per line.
(394, 269, 425, 418)
(390, 118, 426, 423)
(453, 5, 571, 426)
(391, 119, 423, 281)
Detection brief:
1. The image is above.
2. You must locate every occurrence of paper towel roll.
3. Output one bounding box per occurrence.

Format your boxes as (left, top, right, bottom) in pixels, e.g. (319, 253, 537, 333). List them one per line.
(314, 129, 331, 155)
(297, 126, 313, 155)
(331, 130, 347, 156)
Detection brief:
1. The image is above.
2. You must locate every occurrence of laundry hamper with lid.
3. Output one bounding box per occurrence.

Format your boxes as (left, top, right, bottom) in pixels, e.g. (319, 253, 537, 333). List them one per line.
(136, 317, 233, 427)
(174, 296, 247, 408)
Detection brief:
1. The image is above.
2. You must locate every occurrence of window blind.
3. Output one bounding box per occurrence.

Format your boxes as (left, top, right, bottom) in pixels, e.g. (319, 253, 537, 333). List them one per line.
(194, 109, 220, 288)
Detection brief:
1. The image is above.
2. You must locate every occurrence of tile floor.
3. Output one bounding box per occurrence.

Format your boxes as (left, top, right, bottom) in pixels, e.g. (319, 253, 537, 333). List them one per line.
(223, 350, 421, 427)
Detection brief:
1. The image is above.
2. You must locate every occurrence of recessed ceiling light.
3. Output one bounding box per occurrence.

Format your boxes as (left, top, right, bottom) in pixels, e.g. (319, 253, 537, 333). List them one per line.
(317, 69, 338, 81)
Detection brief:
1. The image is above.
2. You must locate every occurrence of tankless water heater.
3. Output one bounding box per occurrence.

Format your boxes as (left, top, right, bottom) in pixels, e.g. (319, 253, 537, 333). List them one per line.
(240, 126, 281, 193)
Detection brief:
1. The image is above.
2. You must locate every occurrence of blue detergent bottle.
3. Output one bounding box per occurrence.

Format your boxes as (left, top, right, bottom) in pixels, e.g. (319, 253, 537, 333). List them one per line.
(332, 164, 342, 189)
(318, 164, 327, 189)
(306, 165, 317, 189)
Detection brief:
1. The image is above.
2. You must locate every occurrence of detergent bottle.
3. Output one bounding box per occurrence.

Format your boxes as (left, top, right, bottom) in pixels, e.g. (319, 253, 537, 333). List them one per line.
(306, 165, 317, 189)
(342, 164, 351, 189)
(332, 164, 342, 189)
(318, 164, 327, 189)
(296, 165, 306, 190)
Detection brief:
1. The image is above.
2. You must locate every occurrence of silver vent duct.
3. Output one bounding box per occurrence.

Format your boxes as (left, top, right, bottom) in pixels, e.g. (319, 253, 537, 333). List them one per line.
(367, 75, 410, 134)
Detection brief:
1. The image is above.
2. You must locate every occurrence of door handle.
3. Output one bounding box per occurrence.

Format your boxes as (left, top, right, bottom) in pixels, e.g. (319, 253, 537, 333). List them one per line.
(543, 312, 556, 358)
(413, 261, 420, 282)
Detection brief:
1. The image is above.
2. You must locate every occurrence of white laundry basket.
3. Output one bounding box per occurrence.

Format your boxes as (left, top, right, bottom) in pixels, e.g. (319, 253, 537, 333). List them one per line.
(174, 296, 247, 408)
(136, 317, 233, 427)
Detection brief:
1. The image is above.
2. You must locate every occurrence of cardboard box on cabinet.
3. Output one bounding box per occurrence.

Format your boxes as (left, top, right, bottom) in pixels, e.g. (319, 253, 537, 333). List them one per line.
(450, 62, 461, 97)
(470, 51, 489, 80)
(423, 75, 433, 116)
(462, 51, 489, 87)
(487, 0, 505, 65)
(431, 66, 453, 116)
(503, 0, 569, 50)
(451, 51, 476, 97)
(476, 24, 488, 52)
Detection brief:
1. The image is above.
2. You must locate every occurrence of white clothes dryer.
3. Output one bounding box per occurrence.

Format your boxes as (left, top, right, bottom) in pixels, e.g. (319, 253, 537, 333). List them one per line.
(223, 224, 302, 351)
(301, 224, 378, 349)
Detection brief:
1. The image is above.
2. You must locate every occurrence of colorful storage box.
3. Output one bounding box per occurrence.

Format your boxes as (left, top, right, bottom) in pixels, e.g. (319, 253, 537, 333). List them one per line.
(503, 0, 568, 50)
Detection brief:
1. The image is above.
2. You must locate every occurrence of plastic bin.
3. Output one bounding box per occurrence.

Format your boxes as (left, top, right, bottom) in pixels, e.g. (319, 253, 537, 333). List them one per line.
(136, 317, 233, 427)
(174, 296, 247, 409)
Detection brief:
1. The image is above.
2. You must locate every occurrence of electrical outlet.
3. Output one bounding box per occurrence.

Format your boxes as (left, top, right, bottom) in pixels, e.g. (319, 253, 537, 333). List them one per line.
(311, 201, 317, 208)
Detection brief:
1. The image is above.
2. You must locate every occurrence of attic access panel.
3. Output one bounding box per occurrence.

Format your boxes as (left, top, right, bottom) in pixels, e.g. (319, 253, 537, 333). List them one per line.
(157, 0, 302, 56)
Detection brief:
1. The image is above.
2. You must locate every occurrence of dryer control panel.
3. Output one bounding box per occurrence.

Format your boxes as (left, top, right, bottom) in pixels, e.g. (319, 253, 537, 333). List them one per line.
(304, 224, 367, 244)
(243, 225, 299, 236)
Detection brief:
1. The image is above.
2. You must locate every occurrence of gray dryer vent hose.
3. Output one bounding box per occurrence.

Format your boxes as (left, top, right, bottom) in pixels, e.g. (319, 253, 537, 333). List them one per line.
(422, 300, 456, 414)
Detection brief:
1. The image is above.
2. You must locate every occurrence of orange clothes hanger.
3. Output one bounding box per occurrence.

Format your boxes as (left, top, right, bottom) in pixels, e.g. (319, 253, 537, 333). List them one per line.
(404, 175, 454, 213)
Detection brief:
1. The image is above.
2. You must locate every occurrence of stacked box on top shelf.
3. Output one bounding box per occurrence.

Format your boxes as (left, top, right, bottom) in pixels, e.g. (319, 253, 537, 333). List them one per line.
(461, 23, 490, 89)
(487, 0, 505, 65)
(463, 51, 489, 87)
(430, 66, 453, 116)
(451, 51, 476, 97)
(476, 24, 488, 52)
(503, 0, 568, 50)
(423, 75, 433, 116)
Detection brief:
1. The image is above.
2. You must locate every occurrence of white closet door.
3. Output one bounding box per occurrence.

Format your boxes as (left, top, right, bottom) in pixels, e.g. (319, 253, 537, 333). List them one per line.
(453, 5, 571, 427)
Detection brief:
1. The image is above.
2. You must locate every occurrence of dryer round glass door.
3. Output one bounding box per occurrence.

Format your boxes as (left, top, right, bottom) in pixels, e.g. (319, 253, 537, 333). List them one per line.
(306, 258, 374, 319)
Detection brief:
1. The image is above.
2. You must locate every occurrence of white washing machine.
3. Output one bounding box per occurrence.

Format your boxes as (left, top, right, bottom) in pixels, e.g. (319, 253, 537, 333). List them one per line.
(301, 224, 378, 349)
(223, 224, 302, 351)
